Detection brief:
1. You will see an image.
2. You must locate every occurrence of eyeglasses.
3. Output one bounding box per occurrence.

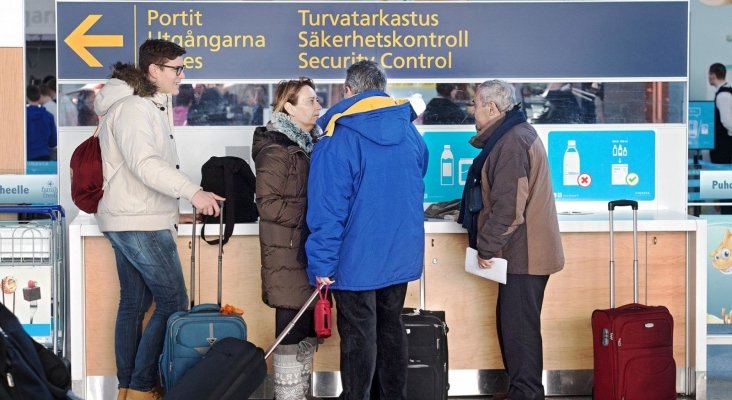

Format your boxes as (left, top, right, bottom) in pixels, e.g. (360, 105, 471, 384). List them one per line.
(156, 64, 185, 76)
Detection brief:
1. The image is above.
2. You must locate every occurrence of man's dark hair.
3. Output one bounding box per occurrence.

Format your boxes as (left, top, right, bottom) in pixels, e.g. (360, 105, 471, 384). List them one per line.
(139, 39, 186, 76)
(39, 85, 54, 98)
(42, 75, 56, 89)
(26, 85, 41, 102)
(436, 83, 455, 97)
(710, 63, 727, 80)
(345, 60, 386, 95)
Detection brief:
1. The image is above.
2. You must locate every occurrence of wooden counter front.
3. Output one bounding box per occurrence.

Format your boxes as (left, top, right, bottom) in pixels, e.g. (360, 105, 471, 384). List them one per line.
(83, 231, 686, 376)
(423, 232, 685, 371)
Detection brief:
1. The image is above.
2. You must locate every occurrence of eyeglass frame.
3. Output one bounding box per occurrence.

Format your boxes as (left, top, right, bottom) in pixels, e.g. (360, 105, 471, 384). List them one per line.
(156, 64, 185, 76)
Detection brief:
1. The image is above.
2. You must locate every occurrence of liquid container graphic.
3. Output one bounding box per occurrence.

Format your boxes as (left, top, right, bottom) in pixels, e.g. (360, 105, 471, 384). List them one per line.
(563, 140, 580, 186)
(441, 144, 454, 186)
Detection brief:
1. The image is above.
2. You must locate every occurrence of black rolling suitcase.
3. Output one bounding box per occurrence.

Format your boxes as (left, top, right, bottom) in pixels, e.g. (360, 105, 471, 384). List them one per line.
(165, 286, 325, 400)
(402, 268, 449, 400)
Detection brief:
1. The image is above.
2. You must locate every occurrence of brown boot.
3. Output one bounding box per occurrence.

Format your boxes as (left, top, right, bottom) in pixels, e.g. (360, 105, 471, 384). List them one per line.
(117, 388, 128, 400)
(125, 388, 161, 400)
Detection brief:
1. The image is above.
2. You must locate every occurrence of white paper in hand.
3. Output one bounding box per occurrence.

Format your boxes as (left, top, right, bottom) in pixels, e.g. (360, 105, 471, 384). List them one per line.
(465, 247, 507, 284)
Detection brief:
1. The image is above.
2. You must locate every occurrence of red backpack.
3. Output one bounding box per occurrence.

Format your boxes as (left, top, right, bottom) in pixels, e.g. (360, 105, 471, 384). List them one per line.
(69, 127, 103, 213)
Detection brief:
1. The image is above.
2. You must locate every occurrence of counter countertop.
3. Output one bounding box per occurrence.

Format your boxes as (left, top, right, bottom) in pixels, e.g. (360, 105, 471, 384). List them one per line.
(71, 209, 703, 237)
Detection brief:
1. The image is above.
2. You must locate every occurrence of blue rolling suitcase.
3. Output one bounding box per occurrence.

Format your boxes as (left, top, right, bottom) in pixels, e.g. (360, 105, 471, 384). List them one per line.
(159, 205, 247, 392)
(164, 287, 325, 400)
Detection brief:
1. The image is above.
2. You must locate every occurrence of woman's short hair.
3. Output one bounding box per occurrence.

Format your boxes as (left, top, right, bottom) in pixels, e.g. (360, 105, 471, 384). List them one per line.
(272, 77, 316, 114)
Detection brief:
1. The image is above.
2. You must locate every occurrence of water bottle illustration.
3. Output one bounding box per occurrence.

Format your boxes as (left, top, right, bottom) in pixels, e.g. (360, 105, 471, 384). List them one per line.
(441, 144, 454, 186)
(563, 140, 580, 186)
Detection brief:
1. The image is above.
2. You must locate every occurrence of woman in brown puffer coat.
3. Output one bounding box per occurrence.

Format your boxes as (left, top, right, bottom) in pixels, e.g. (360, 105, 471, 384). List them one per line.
(252, 77, 323, 400)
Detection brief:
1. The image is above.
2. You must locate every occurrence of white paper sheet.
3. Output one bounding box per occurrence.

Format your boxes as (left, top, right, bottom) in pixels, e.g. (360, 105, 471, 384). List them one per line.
(464, 247, 507, 284)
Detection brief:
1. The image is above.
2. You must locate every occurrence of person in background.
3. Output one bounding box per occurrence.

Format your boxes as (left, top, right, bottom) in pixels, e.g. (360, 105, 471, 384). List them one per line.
(77, 88, 99, 126)
(709, 63, 732, 164)
(56, 84, 79, 126)
(244, 85, 267, 125)
(173, 84, 194, 126)
(25, 84, 57, 161)
(252, 77, 323, 400)
(187, 84, 228, 125)
(423, 82, 466, 124)
(460, 80, 564, 400)
(534, 82, 582, 124)
(42, 75, 57, 99)
(306, 60, 428, 400)
(39, 83, 58, 124)
(94, 39, 224, 400)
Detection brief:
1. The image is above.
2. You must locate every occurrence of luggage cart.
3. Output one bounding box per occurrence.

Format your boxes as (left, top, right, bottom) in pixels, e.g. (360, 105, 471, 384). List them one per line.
(0, 205, 67, 357)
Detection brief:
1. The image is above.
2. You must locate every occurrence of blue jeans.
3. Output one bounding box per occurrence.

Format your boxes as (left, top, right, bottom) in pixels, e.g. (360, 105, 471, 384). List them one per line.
(104, 230, 188, 391)
(334, 283, 408, 400)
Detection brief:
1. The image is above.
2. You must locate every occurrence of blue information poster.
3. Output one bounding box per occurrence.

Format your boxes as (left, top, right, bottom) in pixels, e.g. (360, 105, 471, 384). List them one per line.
(548, 130, 655, 201)
(688, 101, 714, 150)
(422, 131, 479, 203)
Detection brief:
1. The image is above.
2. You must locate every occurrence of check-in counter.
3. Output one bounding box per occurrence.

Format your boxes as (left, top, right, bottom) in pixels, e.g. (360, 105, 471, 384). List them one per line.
(68, 210, 706, 398)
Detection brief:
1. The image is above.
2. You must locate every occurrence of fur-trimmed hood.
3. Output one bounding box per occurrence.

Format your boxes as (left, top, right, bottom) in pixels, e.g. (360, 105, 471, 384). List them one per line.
(111, 62, 157, 97)
(94, 62, 162, 117)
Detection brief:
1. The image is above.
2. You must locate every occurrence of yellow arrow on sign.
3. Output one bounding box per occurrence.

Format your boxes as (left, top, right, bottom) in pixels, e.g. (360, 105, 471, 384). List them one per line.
(64, 14, 124, 68)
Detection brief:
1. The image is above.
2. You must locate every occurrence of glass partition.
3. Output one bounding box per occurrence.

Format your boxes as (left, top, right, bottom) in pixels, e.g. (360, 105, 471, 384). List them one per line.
(58, 81, 686, 127)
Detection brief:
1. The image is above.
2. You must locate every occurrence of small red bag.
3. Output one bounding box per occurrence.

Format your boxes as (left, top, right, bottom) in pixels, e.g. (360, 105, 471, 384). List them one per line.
(314, 284, 332, 338)
(70, 127, 103, 213)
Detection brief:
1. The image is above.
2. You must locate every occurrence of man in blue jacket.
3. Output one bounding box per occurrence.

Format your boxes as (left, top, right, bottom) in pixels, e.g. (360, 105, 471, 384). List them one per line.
(306, 60, 428, 399)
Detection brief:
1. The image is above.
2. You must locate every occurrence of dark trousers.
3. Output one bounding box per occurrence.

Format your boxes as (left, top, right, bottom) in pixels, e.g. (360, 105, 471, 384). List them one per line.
(497, 273, 550, 400)
(334, 283, 408, 400)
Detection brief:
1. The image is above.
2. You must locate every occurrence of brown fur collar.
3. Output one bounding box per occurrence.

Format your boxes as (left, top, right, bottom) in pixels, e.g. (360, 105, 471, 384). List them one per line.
(110, 62, 157, 98)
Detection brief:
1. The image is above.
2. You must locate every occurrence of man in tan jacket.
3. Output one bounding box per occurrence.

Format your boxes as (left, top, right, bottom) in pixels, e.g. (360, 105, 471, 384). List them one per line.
(468, 80, 564, 400)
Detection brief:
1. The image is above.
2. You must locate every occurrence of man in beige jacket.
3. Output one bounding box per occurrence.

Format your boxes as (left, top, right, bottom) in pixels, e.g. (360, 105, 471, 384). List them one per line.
(94, 40, 223, 400)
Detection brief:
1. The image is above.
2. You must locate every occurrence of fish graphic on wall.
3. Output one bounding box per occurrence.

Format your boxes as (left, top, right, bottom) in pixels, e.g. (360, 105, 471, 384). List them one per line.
(711, 228, 732, 274)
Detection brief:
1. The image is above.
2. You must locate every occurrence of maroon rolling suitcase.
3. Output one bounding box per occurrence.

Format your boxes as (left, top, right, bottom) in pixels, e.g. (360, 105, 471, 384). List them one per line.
(591, 200, 676, 400)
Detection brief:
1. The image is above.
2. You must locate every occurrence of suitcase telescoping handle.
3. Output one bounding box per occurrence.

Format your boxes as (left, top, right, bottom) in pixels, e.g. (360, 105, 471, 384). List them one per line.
(264, 284, 326, 360)
(419, 265, 426, 310)
(608, 199, 638, 308)
(190, 202, 225, 308)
